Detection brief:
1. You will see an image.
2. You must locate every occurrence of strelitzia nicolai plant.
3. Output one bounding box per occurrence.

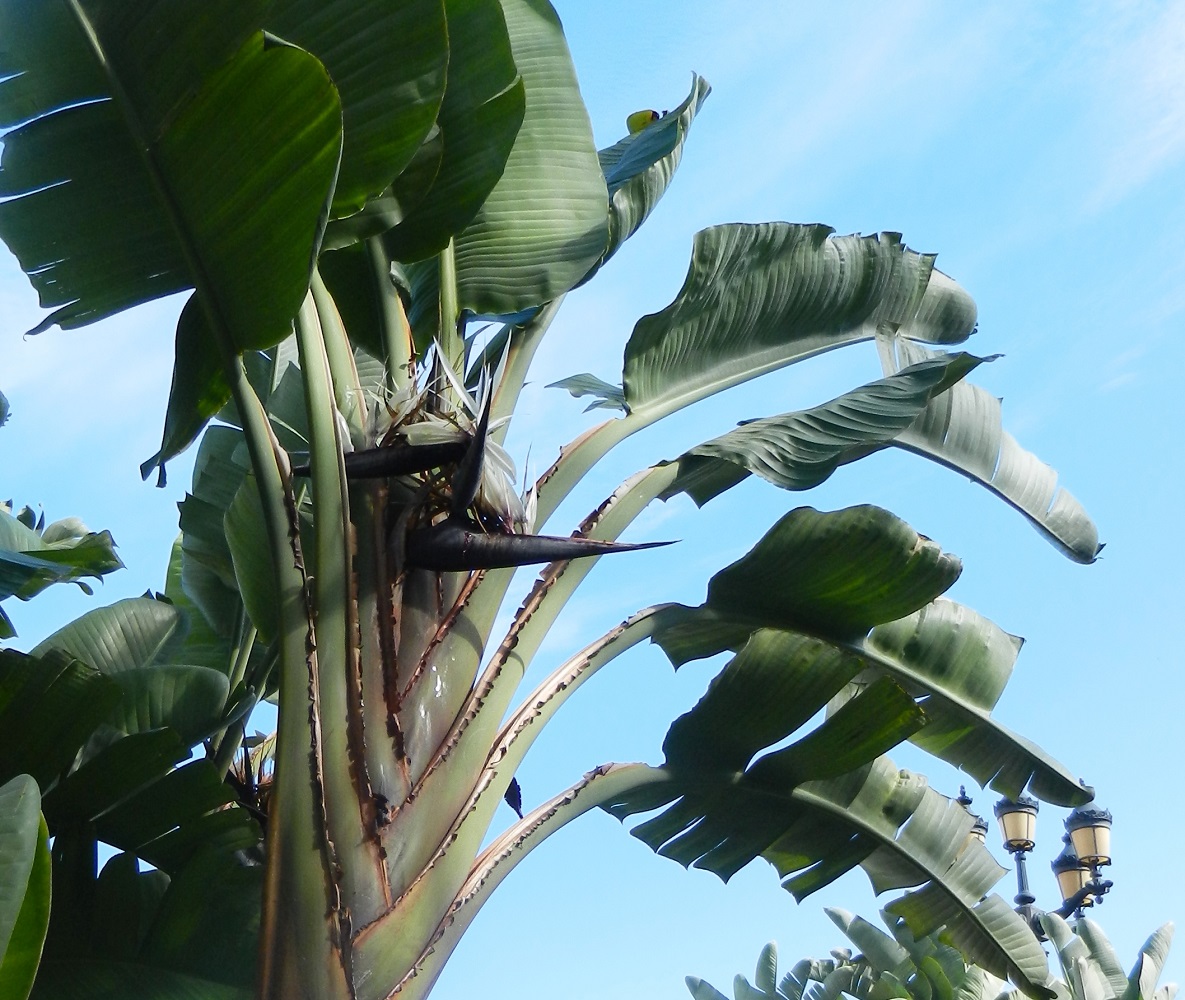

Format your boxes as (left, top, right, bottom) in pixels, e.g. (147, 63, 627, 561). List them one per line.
(686, 909, 1176, 1000)
(0, 2, 1104, 999)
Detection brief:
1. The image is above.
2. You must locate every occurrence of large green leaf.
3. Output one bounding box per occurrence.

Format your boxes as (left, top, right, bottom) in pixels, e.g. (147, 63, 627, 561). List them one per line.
(0, 508, 123, 637)
(106, 665, 230, 747)
(40, 729, 190, 831)
(225, 474, 279, 644)
(90, 853, 170, 963)
(30, 960, 252, 1000)
(863, 600, 1090, 805)
(826, 908, 913, 979)
(658, 354, 983, 506)
(609, 631, 924, 883)
(0, 649, 122, 791)
(453, 0, 610, 314)
(140, 849, 263, 991)
(878, 335, 1100, 564)
(0, 2, 341, 338)
(381, 0, 526, 263)
(0, 776, 48, 1000)
(584, 74, 711, 280)
(652, 505, 962, 664)
(793, 765, 1049, 997)
(0, 1, 343, 478)
(1124, 925, 1175, 1000)
(271, 0, 448, 218)
(163, 538, 233, 674)
(623, 226, 975, 421)
(31, 596, 181, 674)
(26, 592, 229, 744)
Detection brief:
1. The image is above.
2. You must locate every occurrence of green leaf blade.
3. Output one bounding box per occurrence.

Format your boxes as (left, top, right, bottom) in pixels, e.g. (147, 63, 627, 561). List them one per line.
(453, 0, 610, 314)
(0, 776, 47, 1000)
(623, 226, 976, 421)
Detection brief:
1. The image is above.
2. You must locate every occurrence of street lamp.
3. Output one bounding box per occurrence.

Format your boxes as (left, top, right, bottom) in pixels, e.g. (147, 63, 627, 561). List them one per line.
(956, 786, 989, 847)
(990, 794, 1114, 935)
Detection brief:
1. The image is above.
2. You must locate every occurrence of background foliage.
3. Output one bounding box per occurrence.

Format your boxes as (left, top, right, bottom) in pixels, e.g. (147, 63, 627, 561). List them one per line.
(0, 2, 1180, 998)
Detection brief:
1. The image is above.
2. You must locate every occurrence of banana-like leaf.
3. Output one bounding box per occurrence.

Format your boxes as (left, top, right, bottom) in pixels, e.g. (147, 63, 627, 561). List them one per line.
(623, 226, 975, 422)
(1075, 920, 1133, 999)
(0, 2, 342, 479)
(659, 354, 984, 506)
(138, 849, 263, 990)
(827, 908, 912, 978)
(0, 776, 49, 1000)
(31, 597, 181, 674)
(651, 507, 1083, 807)
(29, 960, 252, 1000)
(225, 474, 279, 644)
(0, 508, 123, 637)
(878, 336, 1100, 564)
(547, 373, 628, 412)
(1125, 925, 1175, 1000)
(863, 600, 1090, 806)
(605, 622, 929, 883)
(585, 73, 711, 280)
(89, 852, 170, 963)
(381, 0, 526, 263)
(163, 538, 237, 675)
(270, 0, 448, 218)
(452, 0, 610, 315)
(534, 230, 978, 528)
(686, 978, 732, 1000)
(30, 593, 229, 767)
(653, 505, 962, 664)
(0, 2, 340, 335)
(795, 766, 1049, 997)
(105, 665, 230, 747)
(616, 754, 1049, 998)
(0, 649, 121, 791)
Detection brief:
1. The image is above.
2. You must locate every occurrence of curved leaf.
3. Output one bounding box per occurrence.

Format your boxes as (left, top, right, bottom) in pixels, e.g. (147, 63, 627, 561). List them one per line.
(31, 597, 181, 674)
(826, 908, 912, 977)
(623, 226, 976, 421)
(29, 960, 252, 1000)
(382, 0, 526, 263)
(0, 810, 48, 1000)
(792, 765, 1049, 997)
(652, 505, 962, 664)
(271, 0, 448, 217)
(0, 4, 343, 479)
(0, 508, 123, 636)
(453, 0, 610, 314)
(547, 373, 627, 412)
(0, 776, 45, 999)
(686, 978, 732, 1000)
(224, 474, 279, 644)
(864, 600, 1090, 806)
(0, 5, 341, 339)
(660, 354, 985, 506)
(1125, 925, 1175, 1000)
(586, 73, 711, 279)
(107, 665, 230, 747)
(878, 336, 1100, 564)
(1074, 920, 1132, 999)
(0, 649, 121, 791)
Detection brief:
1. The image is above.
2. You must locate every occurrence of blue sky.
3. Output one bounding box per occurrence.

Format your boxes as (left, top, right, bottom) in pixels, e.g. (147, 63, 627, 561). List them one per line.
(2, 2, 1183, 997)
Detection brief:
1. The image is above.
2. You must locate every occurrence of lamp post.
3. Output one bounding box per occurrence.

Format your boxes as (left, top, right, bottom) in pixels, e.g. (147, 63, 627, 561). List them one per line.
(957, 789, 1114, 938)
(994, 796, 1113, 935)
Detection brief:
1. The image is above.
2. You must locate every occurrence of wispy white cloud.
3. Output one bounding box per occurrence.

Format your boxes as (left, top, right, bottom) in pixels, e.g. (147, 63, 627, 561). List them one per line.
(1083, 1, 1185, 209)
